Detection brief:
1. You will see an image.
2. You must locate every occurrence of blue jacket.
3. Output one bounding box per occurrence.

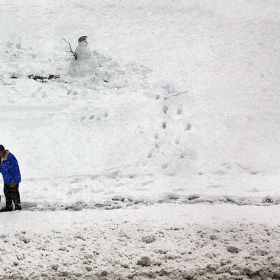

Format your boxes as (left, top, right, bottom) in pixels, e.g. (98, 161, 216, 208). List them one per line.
(0, 152, 21, 185)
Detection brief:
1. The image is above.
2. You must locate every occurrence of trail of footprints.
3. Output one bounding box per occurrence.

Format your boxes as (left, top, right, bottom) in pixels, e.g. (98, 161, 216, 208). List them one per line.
(20, 192, 278, 213)
(147, 102, 192, 169)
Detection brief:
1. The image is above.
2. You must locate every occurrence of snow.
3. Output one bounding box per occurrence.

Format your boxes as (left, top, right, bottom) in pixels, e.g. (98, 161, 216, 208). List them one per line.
(0, 0, 280, 279)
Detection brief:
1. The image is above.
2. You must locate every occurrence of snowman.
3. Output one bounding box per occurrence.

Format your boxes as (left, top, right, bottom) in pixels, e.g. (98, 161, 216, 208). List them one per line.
(69, 36, 95, 77)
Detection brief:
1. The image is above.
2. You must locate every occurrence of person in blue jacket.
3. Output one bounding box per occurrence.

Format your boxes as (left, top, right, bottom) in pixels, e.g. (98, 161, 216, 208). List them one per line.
(0, 145, 22, 211)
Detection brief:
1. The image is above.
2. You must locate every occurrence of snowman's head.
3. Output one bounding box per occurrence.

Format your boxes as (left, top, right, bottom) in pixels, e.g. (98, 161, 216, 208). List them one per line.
(78, 36, 88, 47)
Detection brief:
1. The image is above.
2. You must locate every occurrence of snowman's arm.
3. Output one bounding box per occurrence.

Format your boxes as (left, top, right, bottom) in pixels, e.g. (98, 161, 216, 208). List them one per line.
(62, 38, 77, 60)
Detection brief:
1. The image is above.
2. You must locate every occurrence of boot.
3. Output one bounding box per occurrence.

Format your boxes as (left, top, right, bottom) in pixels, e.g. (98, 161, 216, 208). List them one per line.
(1, 206, 13, 212)
(15, 205, 22, 211)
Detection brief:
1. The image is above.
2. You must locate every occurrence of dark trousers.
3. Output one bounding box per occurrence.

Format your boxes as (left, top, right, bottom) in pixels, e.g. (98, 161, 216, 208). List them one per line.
(4, 183, 21, 208)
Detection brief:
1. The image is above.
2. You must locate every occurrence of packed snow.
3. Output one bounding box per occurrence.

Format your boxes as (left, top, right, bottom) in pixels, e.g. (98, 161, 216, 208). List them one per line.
(0, 0, 280, 279)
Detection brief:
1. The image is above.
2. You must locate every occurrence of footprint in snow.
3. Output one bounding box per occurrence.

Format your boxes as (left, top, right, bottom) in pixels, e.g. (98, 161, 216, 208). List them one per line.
(180, 152, 185, 159)
(177, 106, 182, 115)
(163, 105, 168, 114)
(185, 123, 191, 131)
(162, 163, 169, 169)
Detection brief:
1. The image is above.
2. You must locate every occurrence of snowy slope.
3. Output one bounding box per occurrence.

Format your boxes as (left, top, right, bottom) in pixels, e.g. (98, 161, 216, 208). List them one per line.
(1, 0, 280, 208)
(0, 0, 280, 279)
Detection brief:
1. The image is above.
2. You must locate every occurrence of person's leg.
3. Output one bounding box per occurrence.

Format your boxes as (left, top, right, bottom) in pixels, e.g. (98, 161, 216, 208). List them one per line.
(2, 184, 13, 211)
(12, 184, 21, 210)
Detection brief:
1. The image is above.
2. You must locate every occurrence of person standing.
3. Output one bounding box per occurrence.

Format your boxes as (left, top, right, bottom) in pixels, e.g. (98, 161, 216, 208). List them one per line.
(0, 145, 22, 211)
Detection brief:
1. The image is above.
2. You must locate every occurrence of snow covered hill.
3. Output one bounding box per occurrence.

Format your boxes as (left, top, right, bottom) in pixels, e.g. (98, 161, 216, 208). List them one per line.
(0, 0, 280, 279)
(1, 0, 280, 209)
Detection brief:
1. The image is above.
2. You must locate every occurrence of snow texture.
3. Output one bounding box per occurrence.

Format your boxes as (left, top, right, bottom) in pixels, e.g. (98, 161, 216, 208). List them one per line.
(0, 0, 280, 279)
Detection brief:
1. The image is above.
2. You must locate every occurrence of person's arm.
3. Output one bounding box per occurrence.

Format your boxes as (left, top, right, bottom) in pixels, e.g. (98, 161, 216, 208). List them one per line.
(9, 155, 21, 187)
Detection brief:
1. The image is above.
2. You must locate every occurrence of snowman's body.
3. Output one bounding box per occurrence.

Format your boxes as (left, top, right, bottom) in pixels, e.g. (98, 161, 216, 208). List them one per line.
(69, 36, 96, 77)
